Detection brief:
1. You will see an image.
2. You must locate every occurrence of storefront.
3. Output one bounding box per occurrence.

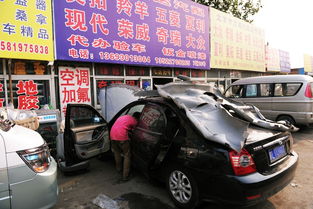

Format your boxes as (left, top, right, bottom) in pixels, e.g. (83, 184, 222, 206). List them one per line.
(0, 0, 288, 114)
(54, 61, 219, 111)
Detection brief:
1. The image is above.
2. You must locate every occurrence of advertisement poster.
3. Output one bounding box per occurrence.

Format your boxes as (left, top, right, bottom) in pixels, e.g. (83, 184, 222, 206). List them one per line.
(59, 67, 91, 118)
(0, 0, 54, 60)
(210, 8, 265, 72)
(53, 0, 210, 69)
(265, 46, 280, 72)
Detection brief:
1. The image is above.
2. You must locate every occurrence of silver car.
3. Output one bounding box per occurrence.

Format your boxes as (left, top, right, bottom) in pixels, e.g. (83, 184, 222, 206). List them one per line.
(225, 75, 313, 126)
(0, 120, 58, 209)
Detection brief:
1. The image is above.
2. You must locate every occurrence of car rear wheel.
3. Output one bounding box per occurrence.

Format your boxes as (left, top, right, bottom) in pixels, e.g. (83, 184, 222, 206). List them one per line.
(166, 168, 199, 209)
(277, 115, 295, 125)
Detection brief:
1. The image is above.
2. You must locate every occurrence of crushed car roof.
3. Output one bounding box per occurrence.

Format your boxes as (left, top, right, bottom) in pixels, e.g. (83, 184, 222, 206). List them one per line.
(157, 82, 298, 152)
(98, 82, 297, 152)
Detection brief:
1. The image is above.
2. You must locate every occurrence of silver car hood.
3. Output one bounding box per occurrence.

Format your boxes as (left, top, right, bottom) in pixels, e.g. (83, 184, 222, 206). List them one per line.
(99, 84, 143, 122)
(157, 82, 297, 152)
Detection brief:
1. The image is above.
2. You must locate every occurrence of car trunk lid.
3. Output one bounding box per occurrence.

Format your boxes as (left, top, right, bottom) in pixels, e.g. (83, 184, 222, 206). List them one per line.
(244, 126, 292, 174)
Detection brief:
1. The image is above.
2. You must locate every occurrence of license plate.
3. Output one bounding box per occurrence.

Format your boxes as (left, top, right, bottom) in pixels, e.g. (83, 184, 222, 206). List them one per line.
(268, 144, 287, 163)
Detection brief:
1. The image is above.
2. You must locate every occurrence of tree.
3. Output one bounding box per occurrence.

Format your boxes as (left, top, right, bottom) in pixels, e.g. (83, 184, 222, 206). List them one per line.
(193, 0, 263, 23)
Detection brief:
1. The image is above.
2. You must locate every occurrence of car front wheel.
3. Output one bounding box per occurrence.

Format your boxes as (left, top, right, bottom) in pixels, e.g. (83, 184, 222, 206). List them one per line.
(166, 168, 199, 209)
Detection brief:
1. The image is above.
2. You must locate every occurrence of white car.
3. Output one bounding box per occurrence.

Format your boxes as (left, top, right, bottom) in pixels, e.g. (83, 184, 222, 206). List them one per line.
(0, 120, 58, 209)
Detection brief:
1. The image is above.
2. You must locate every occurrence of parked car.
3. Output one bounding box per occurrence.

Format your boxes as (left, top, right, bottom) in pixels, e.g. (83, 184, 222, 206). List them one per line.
(57, 82, 298, 209)
(0, 118, 58, 209)
(225, 75, 313, 126)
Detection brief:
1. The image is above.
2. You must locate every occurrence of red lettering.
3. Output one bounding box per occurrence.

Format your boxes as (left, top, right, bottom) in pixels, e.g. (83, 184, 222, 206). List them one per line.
(116, 0, 133, 16)
(68, 48, 79, 58)
(66, 0, 86, 6)
(153, 0, 171, 7)
(89, 13, 109, 35)
(156, 7, 168, 24)
(92, 38, 111, 49)
(64, 9, 88, 31)
(132, 43, 146, 53)
(117, 19, 134, 39)
(67, 34, 89, 47)
(135, 1, 149, 20)
(170, 30, 181, 47)
(89, 0, 107, 10)
(156, 27, 169, 44)
(135, 23, 150, 41)
(169, 10, 181, 28)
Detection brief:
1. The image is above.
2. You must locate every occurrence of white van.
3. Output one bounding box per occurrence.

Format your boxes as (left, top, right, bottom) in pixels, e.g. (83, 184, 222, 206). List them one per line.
(225, 75, 313, 126)
(0, 120, 58, 209)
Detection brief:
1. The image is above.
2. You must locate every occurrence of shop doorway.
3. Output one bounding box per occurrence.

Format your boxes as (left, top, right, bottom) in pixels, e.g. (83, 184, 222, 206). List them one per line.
(152, 78, 173, 89)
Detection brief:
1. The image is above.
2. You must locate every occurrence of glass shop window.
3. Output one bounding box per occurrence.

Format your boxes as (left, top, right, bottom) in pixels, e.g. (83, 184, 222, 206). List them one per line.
(12, 60, 49, 75)
(8, 80, 50, 110)
(95, 64, 123, 76)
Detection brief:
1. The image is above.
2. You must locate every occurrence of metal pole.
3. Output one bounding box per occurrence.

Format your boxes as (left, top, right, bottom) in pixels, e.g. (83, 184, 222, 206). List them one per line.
(2, 59, 8, 106)
(8, 59, 13, 106)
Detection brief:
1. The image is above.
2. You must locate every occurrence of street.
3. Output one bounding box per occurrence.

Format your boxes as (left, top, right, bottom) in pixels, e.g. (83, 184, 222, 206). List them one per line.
(52, 126, 313, 209)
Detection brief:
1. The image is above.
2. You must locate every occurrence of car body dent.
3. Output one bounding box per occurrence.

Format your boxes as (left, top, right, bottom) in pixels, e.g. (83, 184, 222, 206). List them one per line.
(157, 82, 297, 152)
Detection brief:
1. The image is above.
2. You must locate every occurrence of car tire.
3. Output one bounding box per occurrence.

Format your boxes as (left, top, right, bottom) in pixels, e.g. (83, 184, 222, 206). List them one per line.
(277, 115, 295, 125)
(166, 167, 199, 209)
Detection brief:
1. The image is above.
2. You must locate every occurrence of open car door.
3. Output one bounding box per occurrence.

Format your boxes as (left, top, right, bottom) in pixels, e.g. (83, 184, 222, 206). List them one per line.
(62, 104, 109, 171)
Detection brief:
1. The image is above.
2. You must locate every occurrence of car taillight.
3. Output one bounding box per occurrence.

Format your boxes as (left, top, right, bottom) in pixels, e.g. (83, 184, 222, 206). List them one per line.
(17, 144, 51, 173)
(229, 149, 256, 176)
(304, 83, 313, 98)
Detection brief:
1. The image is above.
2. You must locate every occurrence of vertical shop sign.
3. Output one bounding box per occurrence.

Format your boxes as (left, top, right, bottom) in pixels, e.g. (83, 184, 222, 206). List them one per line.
(304, 54, 313, 73)
(16, 80, 40, 110)
(59, 67, 91, 118)
(0, 0, 54, 60)
(210, 8, 265, 71)
(279, 50, 290, 73)
(53, 0, 210, 69)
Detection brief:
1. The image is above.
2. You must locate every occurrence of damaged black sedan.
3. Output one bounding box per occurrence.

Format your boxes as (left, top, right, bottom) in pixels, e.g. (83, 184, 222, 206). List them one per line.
(57, 81, 298, 209)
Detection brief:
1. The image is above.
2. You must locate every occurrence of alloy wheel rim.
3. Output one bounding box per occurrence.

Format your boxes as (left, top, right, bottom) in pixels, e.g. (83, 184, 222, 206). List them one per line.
(169, 170, 192, 204)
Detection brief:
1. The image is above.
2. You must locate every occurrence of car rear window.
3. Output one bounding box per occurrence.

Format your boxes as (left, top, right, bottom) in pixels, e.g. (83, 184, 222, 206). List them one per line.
(274, 83, 302, 97)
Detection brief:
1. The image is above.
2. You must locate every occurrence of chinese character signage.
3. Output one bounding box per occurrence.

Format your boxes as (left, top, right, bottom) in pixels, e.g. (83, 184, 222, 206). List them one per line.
(304, 54, 313, 73)
(0, 81, 4, 108)
(279, 50, 290, 73)
(210, 8, 265, 71)
(0, 0, 54, 60)
(59, 67, 91, 118)
(265, 46, 280, 72)
(53, 0, 210, 69)
(97, 80, 123, 89)
(16, 80, 40, 109)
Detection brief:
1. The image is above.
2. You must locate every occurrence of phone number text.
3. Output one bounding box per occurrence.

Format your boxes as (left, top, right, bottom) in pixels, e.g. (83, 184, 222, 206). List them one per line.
(0, 40, 49, 54)
(99, 52, 151, 64)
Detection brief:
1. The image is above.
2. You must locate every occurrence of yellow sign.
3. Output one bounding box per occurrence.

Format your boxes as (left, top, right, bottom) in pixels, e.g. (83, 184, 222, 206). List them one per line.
(304, 54, 313, 73)
(266, 46, 280, 72)
(210, 8, 265, 72)
(0, 0, 54, 60)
